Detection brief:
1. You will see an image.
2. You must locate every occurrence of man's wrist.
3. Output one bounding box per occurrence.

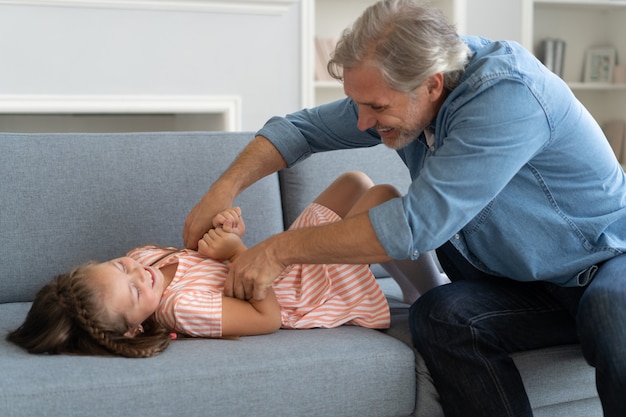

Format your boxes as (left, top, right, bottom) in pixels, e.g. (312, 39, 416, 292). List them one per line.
(269, 229, 305, 266)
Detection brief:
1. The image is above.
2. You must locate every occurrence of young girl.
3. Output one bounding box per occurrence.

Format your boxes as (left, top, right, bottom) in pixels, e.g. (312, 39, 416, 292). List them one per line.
(7, 171, 442, 358)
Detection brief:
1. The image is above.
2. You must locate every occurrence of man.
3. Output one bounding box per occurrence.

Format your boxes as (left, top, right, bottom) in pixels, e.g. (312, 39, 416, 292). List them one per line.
(183, 0, 626, 415)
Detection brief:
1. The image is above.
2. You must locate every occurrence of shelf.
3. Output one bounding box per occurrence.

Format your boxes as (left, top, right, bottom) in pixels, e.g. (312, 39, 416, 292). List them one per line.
(317, 80, 626, 92)
(535, 0, 626, 8)
(530, 0, 626, 126)
(315, 80, 342, 88)
(568, 82, 626, 90)
(318, 80, 626, 92)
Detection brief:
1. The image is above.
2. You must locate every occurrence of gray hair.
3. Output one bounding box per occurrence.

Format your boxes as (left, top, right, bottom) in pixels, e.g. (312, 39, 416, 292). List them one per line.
(328, 0, 471, 92)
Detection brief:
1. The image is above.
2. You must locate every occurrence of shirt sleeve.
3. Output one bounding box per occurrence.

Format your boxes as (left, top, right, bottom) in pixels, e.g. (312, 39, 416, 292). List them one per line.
(255, 98, 381, 167)
(371, 78, 551, 260)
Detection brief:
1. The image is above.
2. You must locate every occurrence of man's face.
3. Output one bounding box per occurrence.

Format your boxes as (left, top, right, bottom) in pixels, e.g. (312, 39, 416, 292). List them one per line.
(343, 65, 443, 150)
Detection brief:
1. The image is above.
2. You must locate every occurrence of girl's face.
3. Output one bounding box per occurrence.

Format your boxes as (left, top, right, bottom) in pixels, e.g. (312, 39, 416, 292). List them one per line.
(89, 256, 167, 333)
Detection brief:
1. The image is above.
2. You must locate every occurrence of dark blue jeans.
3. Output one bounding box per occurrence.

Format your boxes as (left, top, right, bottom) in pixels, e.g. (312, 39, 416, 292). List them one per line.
(409, 242, 626, 417)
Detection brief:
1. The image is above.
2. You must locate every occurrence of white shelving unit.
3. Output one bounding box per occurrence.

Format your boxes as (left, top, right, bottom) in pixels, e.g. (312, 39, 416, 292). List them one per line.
(302, 0, 626, 148)
(300, 0, 626, 168)
(356, 0, 626, 131)
(522, 0, 626, 168)
(301, 0, 466, 108)
(524, 0, 626, 125)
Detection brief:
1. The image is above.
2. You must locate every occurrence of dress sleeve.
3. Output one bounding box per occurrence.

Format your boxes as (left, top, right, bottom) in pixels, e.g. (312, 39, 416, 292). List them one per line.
(157, 290, 223, 338)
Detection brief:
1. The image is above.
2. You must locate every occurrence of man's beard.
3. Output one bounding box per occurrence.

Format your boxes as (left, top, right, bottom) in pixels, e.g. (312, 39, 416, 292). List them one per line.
(379, 93, 425, 150)
(380, 125, 423, 150)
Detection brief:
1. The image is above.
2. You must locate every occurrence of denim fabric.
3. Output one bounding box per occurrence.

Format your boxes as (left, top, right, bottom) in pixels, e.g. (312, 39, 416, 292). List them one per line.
(409, 243, 626, 417)
(257, 36, 626, 287)
(578, 253, 626, 417)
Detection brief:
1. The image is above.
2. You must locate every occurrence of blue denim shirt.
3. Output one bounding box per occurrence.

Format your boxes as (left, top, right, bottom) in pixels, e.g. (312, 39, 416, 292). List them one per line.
(257, 36, 626, 286)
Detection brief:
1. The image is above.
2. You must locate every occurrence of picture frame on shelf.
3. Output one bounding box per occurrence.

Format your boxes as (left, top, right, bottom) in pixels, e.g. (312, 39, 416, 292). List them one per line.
(584, 47, 616, 84)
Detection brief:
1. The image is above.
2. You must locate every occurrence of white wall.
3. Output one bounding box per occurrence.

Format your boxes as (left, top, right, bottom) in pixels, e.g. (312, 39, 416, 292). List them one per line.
(0, 0, 301, 131)
(463, 0, 523, 43)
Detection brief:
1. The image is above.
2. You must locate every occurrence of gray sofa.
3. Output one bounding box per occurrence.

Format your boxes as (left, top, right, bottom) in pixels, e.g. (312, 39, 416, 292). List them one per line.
(0, 131, 601, 417)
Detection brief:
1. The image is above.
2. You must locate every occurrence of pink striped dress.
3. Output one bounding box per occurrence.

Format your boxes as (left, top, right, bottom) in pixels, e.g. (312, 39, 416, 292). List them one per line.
(127, 203, 390, 338)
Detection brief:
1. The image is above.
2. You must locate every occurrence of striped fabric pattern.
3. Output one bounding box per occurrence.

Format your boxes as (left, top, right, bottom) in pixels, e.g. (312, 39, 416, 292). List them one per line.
(276, 203, 390, 329)
(128, 247, 225, 337)
(127, 203, 390, 337)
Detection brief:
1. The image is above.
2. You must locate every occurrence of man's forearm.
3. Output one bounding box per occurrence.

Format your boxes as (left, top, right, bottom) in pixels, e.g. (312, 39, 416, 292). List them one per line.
(213, 135, 287, 198)
(225, 210, 393, 301)
(271, 211, 393, 266)
(183, 135, 287, 249)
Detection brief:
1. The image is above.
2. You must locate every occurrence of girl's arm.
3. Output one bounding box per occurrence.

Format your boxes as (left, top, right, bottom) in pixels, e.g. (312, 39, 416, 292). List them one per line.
(199, 213, 282, 336)
(221, 288, 281, 336)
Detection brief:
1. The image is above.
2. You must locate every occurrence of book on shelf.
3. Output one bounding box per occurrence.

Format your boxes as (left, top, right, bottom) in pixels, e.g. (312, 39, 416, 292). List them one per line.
(539, 38, 566, 78)
(315, 37, 337, 82)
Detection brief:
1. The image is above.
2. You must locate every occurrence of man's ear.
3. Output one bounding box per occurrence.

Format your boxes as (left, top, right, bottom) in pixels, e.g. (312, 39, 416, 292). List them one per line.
(124, 324, 144, 338)
(427, 73, 444, 97)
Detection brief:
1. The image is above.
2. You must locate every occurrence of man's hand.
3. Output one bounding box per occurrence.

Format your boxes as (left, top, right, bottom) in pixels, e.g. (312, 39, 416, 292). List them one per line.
(224, 238, 286, 301)
(183, 192, 231, 249)
(182, 135, 287, 249)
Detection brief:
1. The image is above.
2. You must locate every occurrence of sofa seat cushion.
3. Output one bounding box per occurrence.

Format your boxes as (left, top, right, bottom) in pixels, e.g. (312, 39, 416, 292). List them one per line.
(514, 345, 601, 416)
(1, 302, 416, 417)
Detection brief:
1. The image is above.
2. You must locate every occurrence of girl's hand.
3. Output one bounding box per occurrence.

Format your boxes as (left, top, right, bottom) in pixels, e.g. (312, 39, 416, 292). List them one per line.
(198, 227, 246, 261)
(212, 207, 246, 237)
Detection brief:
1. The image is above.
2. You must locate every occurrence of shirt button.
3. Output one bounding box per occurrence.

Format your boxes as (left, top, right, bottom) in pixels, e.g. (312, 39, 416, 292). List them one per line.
(454, 233, 460, 240)
(412, 250, 419, 259)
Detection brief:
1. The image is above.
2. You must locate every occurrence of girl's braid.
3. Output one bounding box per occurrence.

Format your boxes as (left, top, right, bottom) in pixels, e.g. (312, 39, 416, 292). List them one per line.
(61, 267, 170, 358)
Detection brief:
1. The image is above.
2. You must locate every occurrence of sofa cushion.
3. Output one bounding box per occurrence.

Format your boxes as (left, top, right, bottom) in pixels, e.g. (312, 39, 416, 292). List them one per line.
(0, 132, 284, 303)
(515, 345, 601, 416)
(278, 145, 411, 227)
(0, 302, 416, 417)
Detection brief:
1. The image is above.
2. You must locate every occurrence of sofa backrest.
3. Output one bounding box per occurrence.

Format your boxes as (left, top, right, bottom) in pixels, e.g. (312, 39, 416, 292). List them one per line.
(1, 131, 414, 304)
(0, 132, 284, 303)
(278, 145, 412, 277)
(279, 145, 412, 229)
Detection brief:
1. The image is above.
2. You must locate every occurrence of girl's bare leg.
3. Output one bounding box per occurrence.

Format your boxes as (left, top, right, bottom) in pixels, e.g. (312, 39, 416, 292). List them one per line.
(312, 171, 375, 218)
(344, 182, 401, 218)
(315, 171, 448, 304)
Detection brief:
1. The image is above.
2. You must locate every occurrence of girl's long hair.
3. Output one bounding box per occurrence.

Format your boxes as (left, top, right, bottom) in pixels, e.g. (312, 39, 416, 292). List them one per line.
(7, 263, 171, 358)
